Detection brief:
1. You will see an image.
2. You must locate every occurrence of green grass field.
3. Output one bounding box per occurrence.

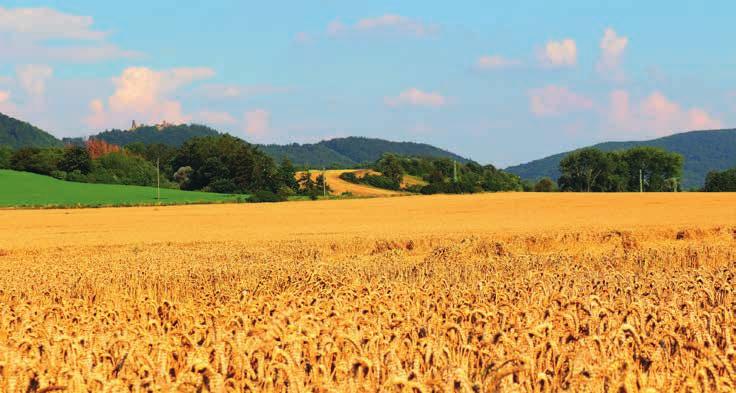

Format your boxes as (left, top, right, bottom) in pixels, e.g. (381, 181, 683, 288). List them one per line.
(0, 170, 242, 208)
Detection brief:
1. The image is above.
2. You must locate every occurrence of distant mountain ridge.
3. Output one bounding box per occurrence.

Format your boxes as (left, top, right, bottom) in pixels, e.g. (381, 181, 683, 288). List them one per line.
(69, 124, 471, 167)
(505, 129, 736, 189)
(0, 112, 62, 149)
(260, 137, 471, 167)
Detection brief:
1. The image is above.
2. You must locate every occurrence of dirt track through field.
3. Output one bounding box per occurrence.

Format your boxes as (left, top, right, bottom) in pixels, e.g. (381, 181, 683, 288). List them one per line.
(297, 169, 404, 196)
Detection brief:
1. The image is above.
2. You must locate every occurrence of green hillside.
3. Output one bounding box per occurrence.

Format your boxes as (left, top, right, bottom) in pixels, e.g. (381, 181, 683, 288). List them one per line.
(63, 124, 220, 147)
(0, 112, 62, 148)
(505, 129, 736, 189)
(0, 170, 239, 208)
(260, 137, 470, 167)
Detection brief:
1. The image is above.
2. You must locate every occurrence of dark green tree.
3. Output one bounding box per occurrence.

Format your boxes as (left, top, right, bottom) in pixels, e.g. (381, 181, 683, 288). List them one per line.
(58, 146, 92, 174)
(377, 154, 405, 187)
(0, 146, 12, 169)
(533, 177, 556, 192)
(558, 148, 614, 192)
(704, 168, 736, 191)
(620, 147, 683, 192)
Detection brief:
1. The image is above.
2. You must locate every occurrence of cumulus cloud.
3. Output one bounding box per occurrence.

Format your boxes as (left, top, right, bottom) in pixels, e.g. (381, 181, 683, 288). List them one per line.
(529, 85, 593, 116)
(244, 109, 270, 138)
(327, 14, 438, 37)
(475, 55, 521, 70)
(608, 90, 722, 136)
(85, 66, 215, 129)
(540, 39, 577, 67)
(17, 64, 53, 97)
(385, 88, 446, 108)
(196, 110, 236, 125)
(597, 28, 628, 80)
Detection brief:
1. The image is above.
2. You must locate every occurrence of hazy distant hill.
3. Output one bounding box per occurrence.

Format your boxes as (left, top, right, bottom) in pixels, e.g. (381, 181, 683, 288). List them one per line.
(505, 129, 736, 189)
(0, 112, 62, 149)
(63, 124, 220, 147)
(260, 137, 471, 167)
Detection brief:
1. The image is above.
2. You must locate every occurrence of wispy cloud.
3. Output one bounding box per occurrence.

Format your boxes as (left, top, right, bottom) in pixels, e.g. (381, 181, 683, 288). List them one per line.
(195, 110, 237, 125)
(198, 84, 290, 100)
(327, 14, 439, 38)
(475, 55, 521, 70)
(0, 6, 105, 40)
(0, 6, 140, 63)
(529, 85, 592, 116)
(385, 88, 446, 108)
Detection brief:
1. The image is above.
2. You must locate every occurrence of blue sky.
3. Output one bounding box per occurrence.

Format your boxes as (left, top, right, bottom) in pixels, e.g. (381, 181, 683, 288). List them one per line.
(0, 1, 734, 166)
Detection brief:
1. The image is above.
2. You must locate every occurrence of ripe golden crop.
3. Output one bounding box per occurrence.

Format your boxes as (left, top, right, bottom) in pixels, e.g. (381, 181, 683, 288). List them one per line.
(0, 193, 734, 392)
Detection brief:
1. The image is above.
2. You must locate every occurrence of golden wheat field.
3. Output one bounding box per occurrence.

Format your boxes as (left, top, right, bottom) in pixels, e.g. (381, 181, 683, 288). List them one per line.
(1, 193, 736, 392)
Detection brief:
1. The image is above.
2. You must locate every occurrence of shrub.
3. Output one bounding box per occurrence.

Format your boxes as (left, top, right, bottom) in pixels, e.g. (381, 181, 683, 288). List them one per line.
(248, 190, 287, 203)
(533, 178, 556, 192)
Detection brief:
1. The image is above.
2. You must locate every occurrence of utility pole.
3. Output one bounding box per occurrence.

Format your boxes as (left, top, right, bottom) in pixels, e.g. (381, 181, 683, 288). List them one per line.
(453, 161, 458, 183)
(639, 169, 643, 193)
(156, 157, 160, 202)
(322, 168, 326, 198)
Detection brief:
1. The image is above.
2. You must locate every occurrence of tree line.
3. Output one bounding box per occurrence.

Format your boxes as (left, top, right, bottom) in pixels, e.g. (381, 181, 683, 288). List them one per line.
(340, 154, 524, 194)
(0, 135, 304, 201)
(555, 146, 684, 192)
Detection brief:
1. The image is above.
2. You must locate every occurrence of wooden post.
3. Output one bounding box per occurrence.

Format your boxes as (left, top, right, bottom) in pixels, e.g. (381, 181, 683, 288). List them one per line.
(156, 157, 160, 202)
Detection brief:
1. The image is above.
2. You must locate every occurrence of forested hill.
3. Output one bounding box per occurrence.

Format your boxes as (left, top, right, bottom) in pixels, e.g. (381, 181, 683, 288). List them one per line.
(62, 126, 468, 168)
(505, 129, 736, 189)
(0, 112, 62, 148)
(259, 137, 471, 168)
(62, 124, 220, 147)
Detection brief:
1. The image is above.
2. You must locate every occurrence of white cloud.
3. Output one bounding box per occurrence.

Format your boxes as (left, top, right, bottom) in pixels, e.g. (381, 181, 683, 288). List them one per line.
(476, 55, 520, 70)
(244, 109, 270, 138)
(17, 64, 53, 97)
(328, 14, 438, 37)
(540, 39, 577, 67)
(0, 7, 139, 63)
(385, 88, 446, 108)
(0, 38, 141, 63)
(608, 90, 722, 136)
(597, 28, 628, 80)
(85, 66, 215, 129)
(196, 110, 236, 125)
(198, 84, 289, 99)
(529, 85, 592, 116)
(0, 6, 105, 40)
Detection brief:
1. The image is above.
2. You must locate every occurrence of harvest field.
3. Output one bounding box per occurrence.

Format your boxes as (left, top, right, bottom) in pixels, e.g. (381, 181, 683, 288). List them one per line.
(0, 170, 240, 208)
(1, 193, 735, 391)
(296, 169, 406, 197)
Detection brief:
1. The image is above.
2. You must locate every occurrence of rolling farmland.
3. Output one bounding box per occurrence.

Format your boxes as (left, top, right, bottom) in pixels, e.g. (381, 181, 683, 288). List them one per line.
(0, 170, 240, 208)
(1, 193, 735, 391)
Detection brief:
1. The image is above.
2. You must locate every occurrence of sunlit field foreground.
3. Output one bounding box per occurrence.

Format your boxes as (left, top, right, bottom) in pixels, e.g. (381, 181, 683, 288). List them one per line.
(1, 193, 735, 392)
